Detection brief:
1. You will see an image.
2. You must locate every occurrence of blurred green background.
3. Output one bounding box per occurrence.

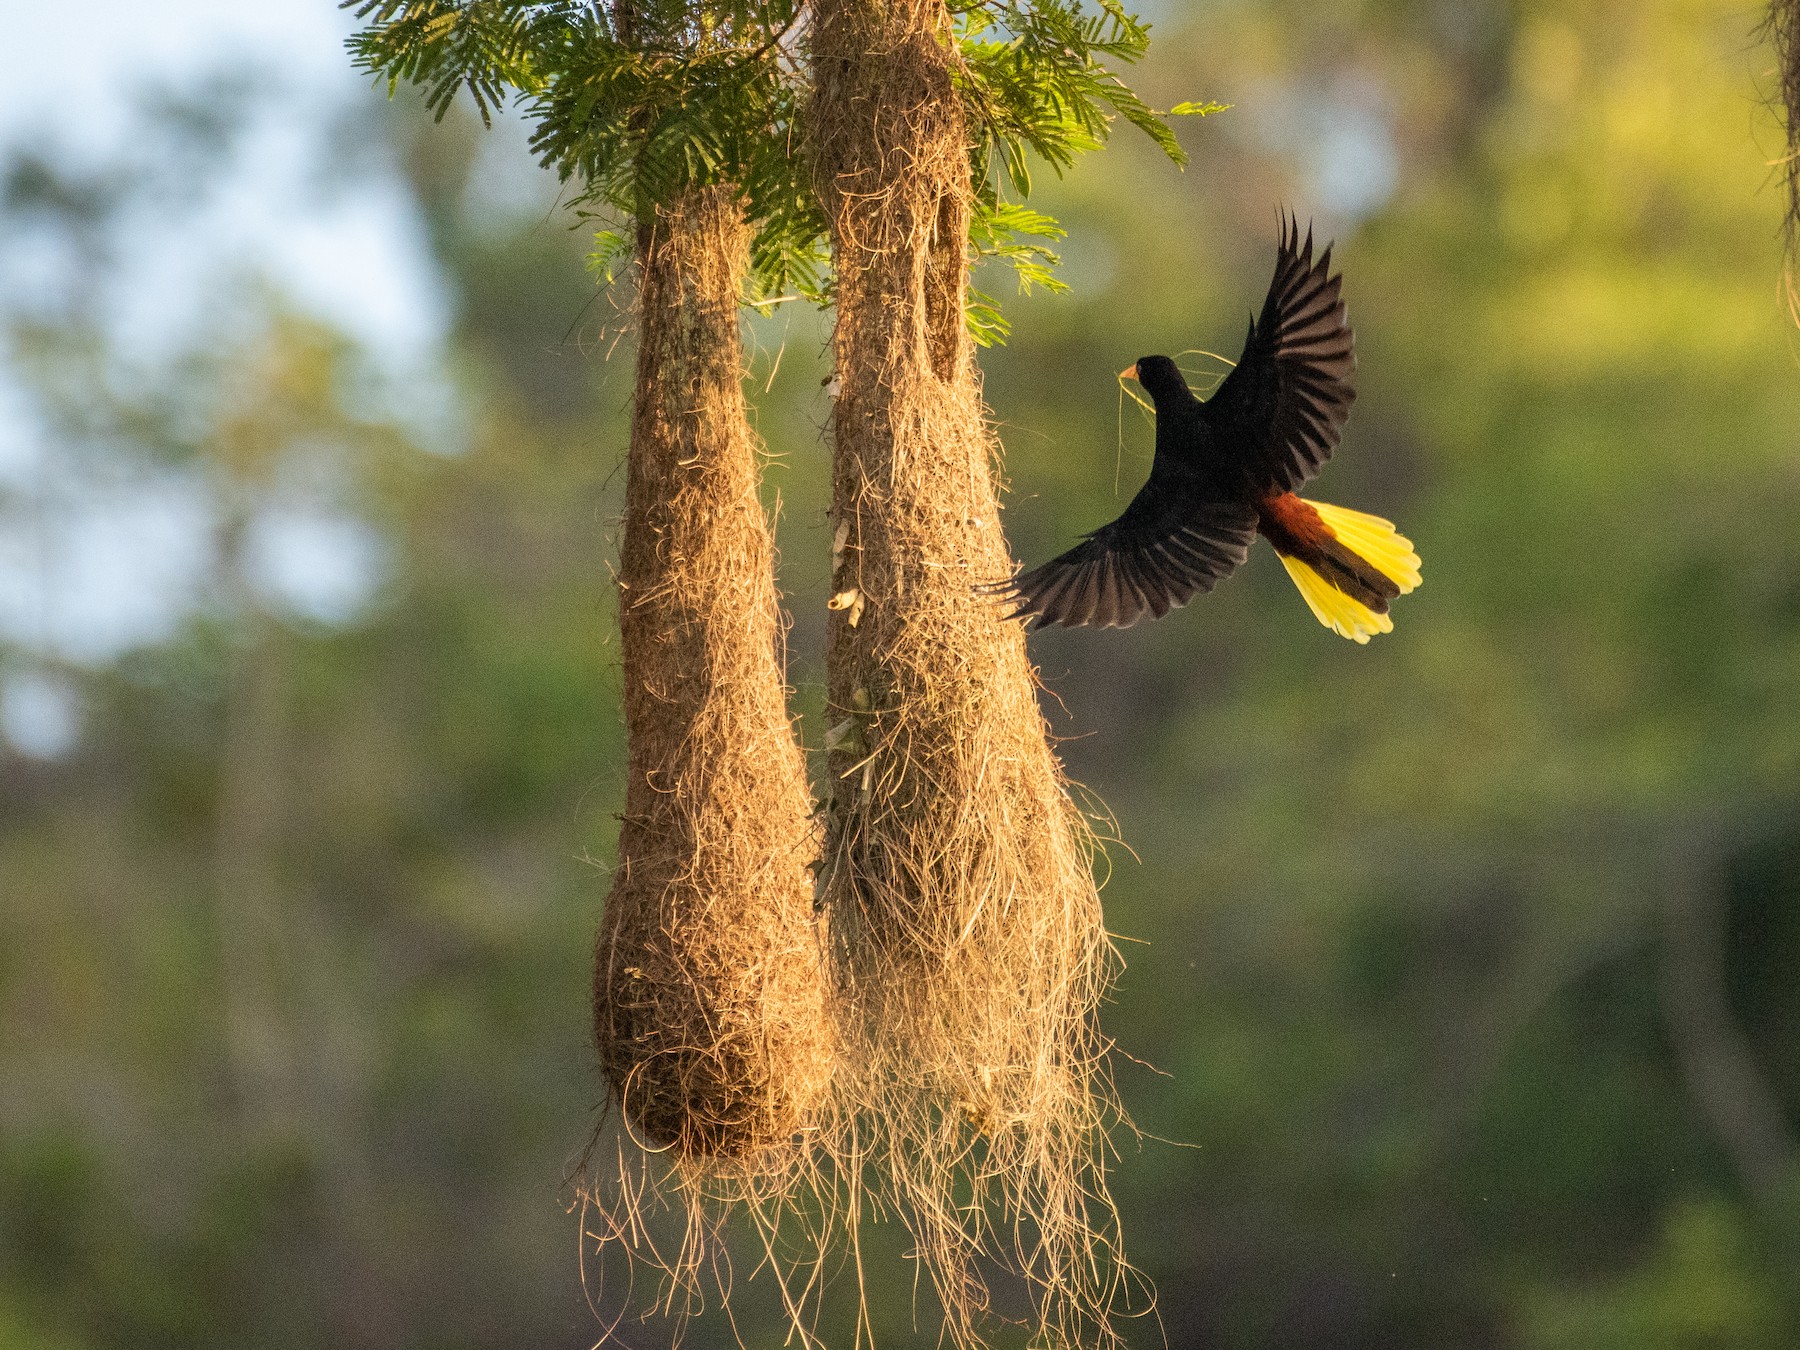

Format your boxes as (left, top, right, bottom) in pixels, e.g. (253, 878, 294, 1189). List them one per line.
(4, 0, 1799, 1346)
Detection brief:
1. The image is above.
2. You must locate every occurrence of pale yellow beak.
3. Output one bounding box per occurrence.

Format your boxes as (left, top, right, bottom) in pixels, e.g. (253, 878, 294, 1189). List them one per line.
(1119, 362, 1138, 381)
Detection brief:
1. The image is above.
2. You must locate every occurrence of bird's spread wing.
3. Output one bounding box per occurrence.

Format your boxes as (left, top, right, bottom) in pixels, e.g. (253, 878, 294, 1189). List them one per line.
(1201, 212, 1355, 494)
(982, 482, 1256, 630)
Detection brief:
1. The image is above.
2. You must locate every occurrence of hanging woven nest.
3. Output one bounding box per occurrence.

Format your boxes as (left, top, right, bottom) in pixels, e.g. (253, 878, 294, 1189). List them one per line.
(808, 2, 1130, 1345)
(593, 185, 832, 1162)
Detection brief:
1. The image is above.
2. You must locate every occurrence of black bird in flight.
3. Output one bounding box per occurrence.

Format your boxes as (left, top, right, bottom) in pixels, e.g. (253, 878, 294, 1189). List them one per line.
(985, 213, 1420, 643)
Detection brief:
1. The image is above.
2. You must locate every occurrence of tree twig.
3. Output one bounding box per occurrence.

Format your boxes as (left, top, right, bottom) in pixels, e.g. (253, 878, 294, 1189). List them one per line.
(1659, 831, 1798, 1208)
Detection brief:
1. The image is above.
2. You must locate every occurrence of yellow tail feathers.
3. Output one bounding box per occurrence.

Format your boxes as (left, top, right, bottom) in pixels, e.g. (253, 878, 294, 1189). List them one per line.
(1279, 554, 1391, 643)
(1280, 502, 1421, 644)
(1311, 501, 1423, 593)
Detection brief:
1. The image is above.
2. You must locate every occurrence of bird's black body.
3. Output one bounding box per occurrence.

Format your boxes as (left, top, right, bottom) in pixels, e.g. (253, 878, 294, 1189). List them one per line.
(986, 213, 1368, 631)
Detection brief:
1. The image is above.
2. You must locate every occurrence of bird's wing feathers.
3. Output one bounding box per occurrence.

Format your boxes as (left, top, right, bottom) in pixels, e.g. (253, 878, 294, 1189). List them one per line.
(1201, 212, 1356, 493)
(982, 481, 1256, 630)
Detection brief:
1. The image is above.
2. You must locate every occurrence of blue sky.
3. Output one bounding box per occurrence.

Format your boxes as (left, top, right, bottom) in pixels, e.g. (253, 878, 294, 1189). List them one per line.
(2, 0, 449, 366)
(0, 2, 460, 755)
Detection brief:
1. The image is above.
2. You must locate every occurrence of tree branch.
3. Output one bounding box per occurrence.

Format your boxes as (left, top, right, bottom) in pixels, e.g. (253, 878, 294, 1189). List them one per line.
(1659, 833, 1798, 1208)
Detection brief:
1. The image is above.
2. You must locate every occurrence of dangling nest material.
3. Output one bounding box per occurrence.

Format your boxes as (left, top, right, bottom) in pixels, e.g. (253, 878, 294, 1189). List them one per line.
(809, 2, 1133, 1345)
(586, 184, 834, 1307)
(1770, 0, 1800, 316)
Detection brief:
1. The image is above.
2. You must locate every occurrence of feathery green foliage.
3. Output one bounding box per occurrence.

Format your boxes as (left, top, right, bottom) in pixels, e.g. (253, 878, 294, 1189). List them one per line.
(951, 0, 1225, 340)
(342, 0, 826, 302)
(341, 0, 1219, 329)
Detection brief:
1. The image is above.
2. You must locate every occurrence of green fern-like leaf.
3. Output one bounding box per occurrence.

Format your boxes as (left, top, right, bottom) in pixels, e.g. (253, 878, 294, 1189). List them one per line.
(342, 0, 1219, 338)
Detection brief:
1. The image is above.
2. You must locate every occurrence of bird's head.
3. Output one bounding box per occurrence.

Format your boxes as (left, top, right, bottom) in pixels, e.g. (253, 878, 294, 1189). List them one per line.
(1120, 355, 1193, 410)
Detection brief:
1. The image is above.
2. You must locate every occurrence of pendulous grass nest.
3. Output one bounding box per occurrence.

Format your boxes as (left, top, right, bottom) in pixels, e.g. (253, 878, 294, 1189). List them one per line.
(587, 180, 832, 1214)
(808, 1, 1137, 1345)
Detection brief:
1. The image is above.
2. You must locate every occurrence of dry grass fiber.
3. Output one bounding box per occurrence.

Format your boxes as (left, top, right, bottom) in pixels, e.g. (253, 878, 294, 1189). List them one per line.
(591, 184, 831, 1166)
(810, 3, 1132, 1345)
(1771, 0, 1800, 317)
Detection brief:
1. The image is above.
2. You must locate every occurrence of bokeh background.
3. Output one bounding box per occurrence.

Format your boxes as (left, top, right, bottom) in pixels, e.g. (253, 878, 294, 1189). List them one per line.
(5, 0, 1800, 1346)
